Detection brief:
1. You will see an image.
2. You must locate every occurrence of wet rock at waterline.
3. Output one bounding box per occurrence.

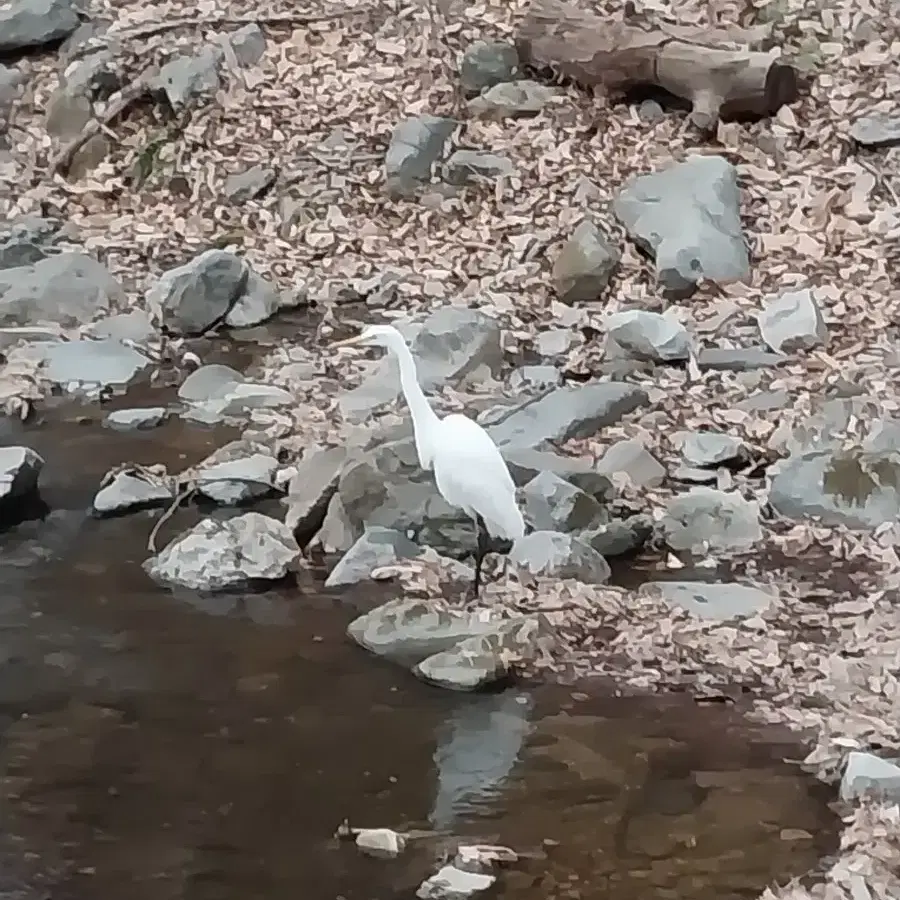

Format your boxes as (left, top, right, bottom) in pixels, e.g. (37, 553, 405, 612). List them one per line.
(614, 155, 749, 297)
(510, 530, 611, 583)
(840, 751, 900, 803)
(385, 115, 456, 194)
(552, 220, 620, 304)
(325, 526, 420, 588)
(147, 250, 284, 336)
(757, 287, 828, 354)
(338, 307, 502, 423)
(0, 252, 124, 327)
(178, 364, 293, 423)
(521, 471, 607, 534)
(642, 581, 777, 621)
(92, 468, 176, 517)
(676, 430, 748, 469)
(0, 446, 43, 509)
(0, 0, 80, 54)
(39, 338, 150, 389)
(660, 488, 762, 553)
(104, 407, 168, 431)
(459, 40, 520, 96)
(144, 512, 300, 591)
(605, 310, 692, 363)
(769, 448, 900, 530)
(488, 382, 649, 449)
(413, 615, 550, 692)
(194, 452, 281, 506)
(178, 364, 244, 402)
(347, 597, 504, 664)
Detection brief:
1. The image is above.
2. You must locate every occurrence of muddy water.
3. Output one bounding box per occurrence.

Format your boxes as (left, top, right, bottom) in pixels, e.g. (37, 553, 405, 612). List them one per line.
(0, 395, 838, 900)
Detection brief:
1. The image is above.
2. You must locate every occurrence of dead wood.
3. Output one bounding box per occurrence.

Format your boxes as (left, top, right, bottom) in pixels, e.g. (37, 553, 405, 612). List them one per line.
(516, 0, 799, 129)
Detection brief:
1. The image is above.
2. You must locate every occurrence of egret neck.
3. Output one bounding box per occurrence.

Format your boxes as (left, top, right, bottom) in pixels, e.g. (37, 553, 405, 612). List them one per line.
(388, 332, 440, 470)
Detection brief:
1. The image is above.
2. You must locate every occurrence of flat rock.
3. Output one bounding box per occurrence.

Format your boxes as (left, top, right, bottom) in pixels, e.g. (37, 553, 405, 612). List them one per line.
(144, 512, 300, 591)
(697, 347, 788, 372)
(417, 864, 496, 900)
(41, 339, 149, 388)
(508, 364, 561, 391)
(614, 155, 749, 297)
(385, 115, 456, 194)
(642, 580, 777, 621)
(414, 615, 549, 692)
(840, 751, 900, 803)
(769, 448, 900, 530)
(152, 47, 221, 109)
(0, 0, 80, 54)
(757, 287, 827, 354)
(509, 530, 611, 583)
(596, 438, 666, 488)
(0, 446, 43, 505)
(661, 488, 762, 553)
(552, 220, 620, 304)
(87, 310, 155, 344)
(104, 407, 168, 431)
(194, 452, 280, 505)
(488, 382, 649, 448)
(283, 445, 347, 546)
(325, 526, 419, 588)
(177, 363, 244, 402)
(0, 216, 61, 270)
(347, 596, 501, 665)
(0, 252, 123, 327)
(92, 469, 176, 517)
(606, 310, 691, 362)
(225, 165, 276, 203)
(580, 514, 652, 558)
(676, 430, 748, 468)
(521, 471, 607, 533)
(468, 80, 555, 117)
(459, 40, 519, 95)
(534, 327, 577, 359)
(227, 23, 267, 66)
(444, 150, 515, 185)
(849, 114, 900, 148)
(670, 465, 717, 485)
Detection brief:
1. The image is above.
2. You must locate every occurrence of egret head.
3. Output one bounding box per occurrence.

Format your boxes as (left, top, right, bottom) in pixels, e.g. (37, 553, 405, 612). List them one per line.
(331, 323, 405, 351)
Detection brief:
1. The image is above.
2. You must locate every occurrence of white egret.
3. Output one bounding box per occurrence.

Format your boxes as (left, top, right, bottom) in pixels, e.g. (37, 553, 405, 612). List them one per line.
(333, 324, 525, 597)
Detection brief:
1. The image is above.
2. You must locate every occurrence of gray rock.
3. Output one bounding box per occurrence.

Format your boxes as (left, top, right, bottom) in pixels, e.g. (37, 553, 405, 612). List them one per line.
(509, 530, 611, 583)
(637, 99, 665, 123)
(340, 307, 502, 423)
(325, 526, 419, 588)
(661, 488, 762, 553)
(0, 216, 61, 270)
(217, 382, 294, 413)
(468, 80, 556, 117)
(596, 439, 666, 488)
(41, 338, 149, 388)
(414, 615, 549, 691)
(0, 65, 24, 110)
(735, 389, 791, 412)
(0, 0, 80, 54)
(0, 253, 123, 327)
(488, 382, 650, 448)
(226, 23, 267, 66)
(385, 115, 456, 193)
(225, 165, 276, 203)
(697, 347, 788, 372)
(508, 364, 561, 392)
(152, 47, 221, 109)
(444, 150, 515, 185)
(606, 310, 691, 362)
(104, 407, 168, 431)
(0, 446, 43, 506)
(44, 76, 93, 139)
(459, 40, 519, 95)
(849, 114, 900, 148)
(757, 287, 827, 354)
(769, 448, 900, 530)
(552, 220, 620, 304)
(677, 430, 748, 468)
(283, 445, 346, 547)
(642, 580, 776, 621)
(194, 452, 280, 505)
(502, 447, 612, 496)
(92, 469, 176, 517)
(178, 363, 244, 402)
(348, 596, 501, 665)
(317, 492, 357, 553)
(614, 155, 749, 297)
(417, 864, 495, 899)
(521, 471, 607, 533)
(145, 512, 300, 591)
(840, 751, 900, 803)
(87, 310, 154, 344)
(580, 514, 652, 558)
(534, 327, 576, 359)
(670, 465, 717, 485)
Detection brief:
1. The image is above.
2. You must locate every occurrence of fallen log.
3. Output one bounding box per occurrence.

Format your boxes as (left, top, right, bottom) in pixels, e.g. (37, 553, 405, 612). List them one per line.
(516, 0, 799, 130)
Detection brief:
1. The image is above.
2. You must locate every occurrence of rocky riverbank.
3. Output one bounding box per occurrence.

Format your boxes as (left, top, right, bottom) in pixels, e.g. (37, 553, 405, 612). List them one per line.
(2, 0, 900, 895)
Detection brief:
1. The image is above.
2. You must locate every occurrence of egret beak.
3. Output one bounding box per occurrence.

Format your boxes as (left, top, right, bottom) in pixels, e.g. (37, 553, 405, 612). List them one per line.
(331, 334, 365, 349)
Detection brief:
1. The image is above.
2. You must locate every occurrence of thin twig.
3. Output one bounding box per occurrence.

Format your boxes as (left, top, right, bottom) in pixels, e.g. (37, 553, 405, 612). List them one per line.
(147, 485, 195, 553)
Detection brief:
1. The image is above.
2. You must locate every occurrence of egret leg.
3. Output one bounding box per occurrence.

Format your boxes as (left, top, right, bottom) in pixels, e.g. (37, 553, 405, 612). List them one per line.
(470, 514, 490, 600)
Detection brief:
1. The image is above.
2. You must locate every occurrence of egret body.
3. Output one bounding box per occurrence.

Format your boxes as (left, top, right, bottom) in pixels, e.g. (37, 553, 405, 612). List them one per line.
(333, 324, 525, 596)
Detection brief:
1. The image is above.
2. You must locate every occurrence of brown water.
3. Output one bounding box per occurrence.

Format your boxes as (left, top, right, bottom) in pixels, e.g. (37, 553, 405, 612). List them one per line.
(0, 396, 839, 900)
